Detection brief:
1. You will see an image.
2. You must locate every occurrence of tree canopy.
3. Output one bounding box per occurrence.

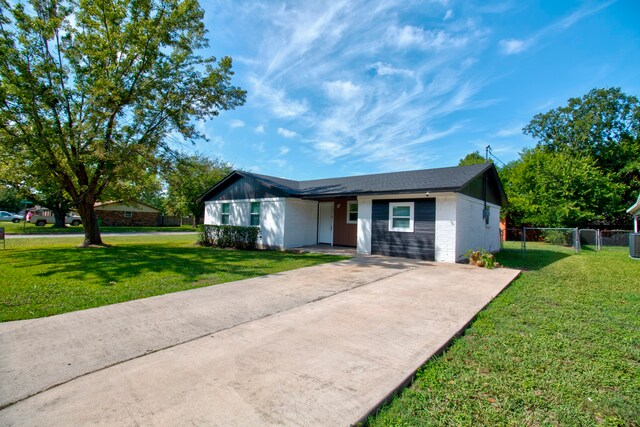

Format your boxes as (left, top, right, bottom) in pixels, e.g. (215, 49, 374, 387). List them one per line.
(524, 87, 639, 223)
(0, 0, 245, 245)
(161, 152, 231, 225)
(500, 148, 622, 227)
(458, 151, 488, 166)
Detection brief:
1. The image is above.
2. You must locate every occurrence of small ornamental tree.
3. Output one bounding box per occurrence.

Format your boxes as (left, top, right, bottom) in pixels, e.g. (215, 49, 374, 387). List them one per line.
(0, 0, 245, 246)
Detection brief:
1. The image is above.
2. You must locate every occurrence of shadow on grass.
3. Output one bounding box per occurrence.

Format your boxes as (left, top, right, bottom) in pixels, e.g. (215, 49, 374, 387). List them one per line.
(5, 244, 344, 284)
(497, 248, 571, 271)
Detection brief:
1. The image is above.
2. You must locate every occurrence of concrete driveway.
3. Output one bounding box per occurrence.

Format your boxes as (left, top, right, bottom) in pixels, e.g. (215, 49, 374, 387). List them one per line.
(0, 256, 519, 426)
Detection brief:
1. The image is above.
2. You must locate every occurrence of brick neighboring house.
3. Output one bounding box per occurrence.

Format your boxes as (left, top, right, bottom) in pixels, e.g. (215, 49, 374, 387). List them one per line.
(95, 201, 161, 226)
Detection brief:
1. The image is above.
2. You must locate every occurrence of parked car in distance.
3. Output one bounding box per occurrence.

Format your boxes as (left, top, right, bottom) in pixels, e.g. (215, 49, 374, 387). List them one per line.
(28, 209, 82, 226)
(0, 211, 22, 223)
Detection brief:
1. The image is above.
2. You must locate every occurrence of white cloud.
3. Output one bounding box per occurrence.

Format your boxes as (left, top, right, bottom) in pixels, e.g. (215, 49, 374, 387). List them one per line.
(249, 77, 308, 118)
(493, 125, 524, 138)
(277, 128, 299, 139)
(386, 25, 468, 50)
(369, 62, 414, 77)
(443, 9, 453, 20)
(278, 146, 290, 156)
(323, 80, 362, 101)
(499, 1, 614, 55)
(254, 124, 265, 134)
(499, 38, 528, 55)
(229, 119, 245, 128)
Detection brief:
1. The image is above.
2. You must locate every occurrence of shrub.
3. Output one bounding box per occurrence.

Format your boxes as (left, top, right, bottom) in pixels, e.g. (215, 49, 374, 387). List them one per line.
(198, 225, 260, 249)
(465, 248, 499, 269)
(542, 230, 573, 246)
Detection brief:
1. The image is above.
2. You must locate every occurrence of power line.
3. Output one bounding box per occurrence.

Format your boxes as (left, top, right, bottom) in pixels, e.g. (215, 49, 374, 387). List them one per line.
(485, 145, 507, 167)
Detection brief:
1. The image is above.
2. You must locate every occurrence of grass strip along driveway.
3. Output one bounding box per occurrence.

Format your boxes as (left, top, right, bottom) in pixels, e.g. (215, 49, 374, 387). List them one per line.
(370, 243, 639, 426)
(0, 235, 345, 322)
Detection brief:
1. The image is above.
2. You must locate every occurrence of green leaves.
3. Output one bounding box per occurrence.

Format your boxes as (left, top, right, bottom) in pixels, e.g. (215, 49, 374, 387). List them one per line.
(500, 87, 639, 227)
(0, 0, 245, 243)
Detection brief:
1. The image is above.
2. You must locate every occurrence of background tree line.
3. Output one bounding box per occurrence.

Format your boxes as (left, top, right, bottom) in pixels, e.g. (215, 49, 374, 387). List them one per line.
(461, 87, 639, 228)
(0, 151, 232, 227)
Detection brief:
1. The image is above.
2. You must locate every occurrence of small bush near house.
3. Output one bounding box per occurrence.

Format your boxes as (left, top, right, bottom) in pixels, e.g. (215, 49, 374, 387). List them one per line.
(465, 248, 499, 269)
(198, 225, 260, 249)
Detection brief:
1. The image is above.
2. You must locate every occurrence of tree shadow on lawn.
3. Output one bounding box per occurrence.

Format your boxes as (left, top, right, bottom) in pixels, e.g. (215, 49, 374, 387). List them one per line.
(497, 248, 572, 271)
(7, 245, 343, 285)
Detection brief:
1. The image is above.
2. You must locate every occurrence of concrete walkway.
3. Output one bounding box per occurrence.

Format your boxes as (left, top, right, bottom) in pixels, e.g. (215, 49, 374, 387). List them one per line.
(0, 257, 519, 426)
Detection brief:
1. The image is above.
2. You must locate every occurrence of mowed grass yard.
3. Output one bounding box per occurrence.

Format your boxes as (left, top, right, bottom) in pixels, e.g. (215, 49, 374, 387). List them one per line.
(371, 243, 639, 427)
(1, 221, 195, 234)
(0, 234, 345, 321)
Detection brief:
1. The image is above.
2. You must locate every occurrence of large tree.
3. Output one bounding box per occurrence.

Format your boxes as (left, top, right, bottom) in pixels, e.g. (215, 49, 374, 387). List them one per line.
(0, 0, 245, 245)
(524, 87, 639, 223)
(458, 150, 489, 166)
(500, 148, 622, 227)
(161, 151, 231, 225)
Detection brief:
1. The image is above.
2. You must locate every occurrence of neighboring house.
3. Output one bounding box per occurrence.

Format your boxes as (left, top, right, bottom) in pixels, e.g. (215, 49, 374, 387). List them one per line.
(95, 201, 161, 226)
(200, 163, 507, 263)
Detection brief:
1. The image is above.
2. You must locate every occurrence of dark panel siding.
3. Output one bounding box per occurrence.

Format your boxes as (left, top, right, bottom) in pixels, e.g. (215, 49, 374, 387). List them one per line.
(213, 175, 290, 201)
(371, 199, 435, 260)
(460, 172, 502, 206)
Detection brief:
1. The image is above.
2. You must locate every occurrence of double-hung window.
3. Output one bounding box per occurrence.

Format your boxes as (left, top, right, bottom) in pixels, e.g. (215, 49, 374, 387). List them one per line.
(250, 202, 260, 226)
(389, 202, 414, 232)
(346, 201, 358, 224)
(123, 211, 133, 219)
(221, 203, 230, 225)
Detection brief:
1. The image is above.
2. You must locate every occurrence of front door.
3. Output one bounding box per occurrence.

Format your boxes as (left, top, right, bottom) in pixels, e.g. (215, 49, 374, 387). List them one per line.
(318, 202, 334, 245)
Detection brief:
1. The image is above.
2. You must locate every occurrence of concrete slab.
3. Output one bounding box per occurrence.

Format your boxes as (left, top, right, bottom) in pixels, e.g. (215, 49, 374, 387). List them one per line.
(0, 258, 519, 426)
(0, 257, 416, 409)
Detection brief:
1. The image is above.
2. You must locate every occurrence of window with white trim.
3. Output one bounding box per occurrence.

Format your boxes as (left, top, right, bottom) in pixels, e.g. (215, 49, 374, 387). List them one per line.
(221, 203, 230, 225)
(250, 202, 260, 226)
(389, 202, 414, 232)
(123, 211, 133, 218)
(346, 201, 358, 224)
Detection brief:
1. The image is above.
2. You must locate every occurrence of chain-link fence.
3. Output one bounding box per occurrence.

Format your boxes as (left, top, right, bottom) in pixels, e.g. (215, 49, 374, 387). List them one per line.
(501, 227, 633, 254)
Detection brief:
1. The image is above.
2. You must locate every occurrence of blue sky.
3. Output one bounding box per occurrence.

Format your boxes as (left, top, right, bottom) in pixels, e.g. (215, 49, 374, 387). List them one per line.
(184, 0, 640, 180)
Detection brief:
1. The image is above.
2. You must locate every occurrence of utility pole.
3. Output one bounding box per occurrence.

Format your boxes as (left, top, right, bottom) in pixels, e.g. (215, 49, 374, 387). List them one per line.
(485, 145, 491, 163)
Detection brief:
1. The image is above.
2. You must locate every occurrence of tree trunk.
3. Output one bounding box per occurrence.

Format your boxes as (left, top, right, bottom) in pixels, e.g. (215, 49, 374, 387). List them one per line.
(193, 215, 201, 227)
(77, 197, 103, 246)
(52, 208, 67, 228)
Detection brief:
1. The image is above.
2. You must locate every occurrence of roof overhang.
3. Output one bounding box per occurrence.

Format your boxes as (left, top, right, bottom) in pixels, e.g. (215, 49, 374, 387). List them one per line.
(628, 193, 640, 216)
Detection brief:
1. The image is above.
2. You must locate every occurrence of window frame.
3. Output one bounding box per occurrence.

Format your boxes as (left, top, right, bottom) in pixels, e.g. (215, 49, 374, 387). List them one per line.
(388, 202, 414, 232)
(221, 203, 230, 225)
(250, 202, 261, 226)
(123, 211, 133, 219)
(346, 201, 358, 224)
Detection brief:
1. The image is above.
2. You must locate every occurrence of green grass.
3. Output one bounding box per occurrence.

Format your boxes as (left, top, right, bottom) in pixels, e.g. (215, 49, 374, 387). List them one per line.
(370, 242, 640, 426)
(0, 234, 346, 321)
(0, 221, 195, 234)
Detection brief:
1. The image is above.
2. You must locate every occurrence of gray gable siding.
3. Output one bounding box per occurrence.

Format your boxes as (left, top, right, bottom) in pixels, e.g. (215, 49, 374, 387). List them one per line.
(460, 172, 502, 206)
(213, 175, 290, 201)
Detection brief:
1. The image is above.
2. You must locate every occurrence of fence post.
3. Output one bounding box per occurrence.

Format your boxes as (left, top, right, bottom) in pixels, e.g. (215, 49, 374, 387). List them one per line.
(522, 227, 526, 254)
(574, 227, 580, 253)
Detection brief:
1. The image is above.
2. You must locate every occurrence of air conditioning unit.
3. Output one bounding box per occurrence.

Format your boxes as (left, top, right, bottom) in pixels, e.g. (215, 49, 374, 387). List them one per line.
(630, 233, 640, 259)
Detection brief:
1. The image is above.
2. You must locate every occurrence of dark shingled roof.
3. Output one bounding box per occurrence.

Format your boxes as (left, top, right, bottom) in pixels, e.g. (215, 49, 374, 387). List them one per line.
(200, 163, 506, 203)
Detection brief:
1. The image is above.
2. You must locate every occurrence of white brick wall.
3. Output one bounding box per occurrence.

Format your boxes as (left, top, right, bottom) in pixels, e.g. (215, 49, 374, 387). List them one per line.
(203, 198, 286, 249)
(434, 195, 457, 263)
(356, 197, 373, 254)
(455, 194, 501, 261)
(284, 199, 318, 248)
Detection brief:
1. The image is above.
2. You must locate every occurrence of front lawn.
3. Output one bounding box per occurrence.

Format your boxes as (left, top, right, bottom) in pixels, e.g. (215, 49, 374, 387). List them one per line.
(370, 243, 639, 426)
(0, 234, 346, 321)
(0, 221, 195, 234)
